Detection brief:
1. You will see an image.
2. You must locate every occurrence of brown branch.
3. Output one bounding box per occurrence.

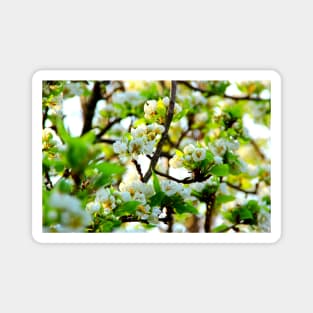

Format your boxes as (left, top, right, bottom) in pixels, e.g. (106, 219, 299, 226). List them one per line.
(204, 193, 216, 233)
(44, 168, 53, 190)
(96, 118, 122, 140)
(225, 181, 259, 194)
(166, 207, 174, 233)
(42, 106, 49, 129)
(154, 169, 210, 184)
(143, 81, 177, 182)
(178, 81, 265, 101)
(97, 138, 116, 144)
(132, 159, 143, 181)
(250, 138, 266, 161)
(81, 82, 103, 136)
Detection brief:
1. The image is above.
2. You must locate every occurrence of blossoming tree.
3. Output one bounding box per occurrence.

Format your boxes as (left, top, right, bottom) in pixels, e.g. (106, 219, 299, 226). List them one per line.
(42, 80, 271, 233)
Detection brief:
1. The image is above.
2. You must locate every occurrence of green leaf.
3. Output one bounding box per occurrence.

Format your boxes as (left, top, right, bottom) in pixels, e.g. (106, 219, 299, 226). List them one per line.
(239, 208, 254, 221)
(93, 162, 125, 176)
(174, 201, 198, 215)
(212, 224, 231, 233)
(55, 117, 70, 143)
(114, 201, 141, 217)
(210, 164, 229, 176)
(149, 192, 166, 207)
(152, 171, 161, 193)
(65, 137, 90, 171)
(215, 194, 236, 205)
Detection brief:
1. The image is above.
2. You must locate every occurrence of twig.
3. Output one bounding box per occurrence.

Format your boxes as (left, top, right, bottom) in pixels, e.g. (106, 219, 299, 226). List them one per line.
(250, 138, 266, 161)
(204, 193, 216, 233)
(81, 82, 103, 136)
(44, 168, 53, 190)
(132, 159, 144, 181)
(42, 106, 49, 129)
(97, 138, 116, 144)
(178, 81, 265, 101)
(154, 169, 210, 184)
(96, 118, 122, 140)
(225, 181, 259, 194)
(143, 81, 177, 182)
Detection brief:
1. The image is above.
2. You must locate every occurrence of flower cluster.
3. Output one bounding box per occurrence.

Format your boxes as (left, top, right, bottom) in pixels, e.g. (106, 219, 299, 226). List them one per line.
(169, 144, 207, 169)
(47, 192, 92, 232)
(113, 122, 165, 161)
(144, 97, 182, 121)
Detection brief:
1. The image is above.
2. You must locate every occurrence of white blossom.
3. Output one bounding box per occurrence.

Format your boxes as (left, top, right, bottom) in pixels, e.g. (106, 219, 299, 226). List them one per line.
(194, 111, 208, 124)
(214, 155, 223, 165)
(113, 141, 128, 154)
(163, 97, 170, 106)
(169, 155, 183, 168)
(192, 148, 206, 162)
(161, 180, 181, 196)
(183, 144, 195, 155)
(86, 202, 101, 213)
(129, 137, 145, 155)
(144, 100, 157, 119)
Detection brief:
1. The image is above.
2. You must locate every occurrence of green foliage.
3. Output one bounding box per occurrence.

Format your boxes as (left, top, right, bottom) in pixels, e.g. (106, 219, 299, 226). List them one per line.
(41, 79, 271, 233)
(114, 201, 141, 217)
(210, 164, 229, 176)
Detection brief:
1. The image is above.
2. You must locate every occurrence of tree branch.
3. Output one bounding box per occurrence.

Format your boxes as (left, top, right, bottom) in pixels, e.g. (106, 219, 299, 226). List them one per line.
(143, 81, 177, 182)
(178, 81, 265, 101)
(132, 159, 143, 181)
(204, 193, 216, 233)
(154, 169, 210, 184)
(250, 138, 266, 161)
(225, 181, 259, 194)
(96, 118, 122, 140)
(81, 82, 103, 136)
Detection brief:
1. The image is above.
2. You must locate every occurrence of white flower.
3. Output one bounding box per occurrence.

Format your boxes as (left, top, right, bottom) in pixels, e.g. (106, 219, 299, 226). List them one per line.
(120, 191, 132, 202)
(134, 192, 146, 204)
(192, 148, 206, 162)
(142, 140, 155, 155)
(174, 103, 182, 114)
(113, 141, 128, 154)
(49, 192, 81, 213)
(147, 123, 165, 134)
(219, 183, 228, 194)
(86, 202, 101, 213)
(185, 155, 192, 162)
(213, 139, 227, 156)
(191, 182, 205, 192)
(96, 188, 116, 211)
(183, 144, 195, 155)
(194, 112, 208, 124)
(96, 188, 110, 202)
(144, 100, 157, 119)
(129, 137, 145, 155)
(161, 180, 180, 196)
(179, 187, 191, 198)
(169, 155, 183, 168)
(163, 97, 170, 106)
(191, 91, 206, 104)
(48, 192, 91, 232)
(214, 155, 223, 165)
(131, 124, 147, 138)
(172, 223, 186, 233)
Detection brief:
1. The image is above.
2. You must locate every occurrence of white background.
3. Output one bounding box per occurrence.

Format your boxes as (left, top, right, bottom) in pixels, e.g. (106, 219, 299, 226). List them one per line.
(0, 1, 311, 312)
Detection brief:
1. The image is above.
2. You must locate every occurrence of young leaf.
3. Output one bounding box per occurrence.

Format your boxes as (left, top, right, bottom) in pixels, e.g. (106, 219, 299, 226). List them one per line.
(210, 164, 229, 176)
(215, 194, 235, 205)
(212, 224, 231, 233)
(114, 201, 141, 217)
(149, 191, 165, 207)
(152, 171, 161, 193)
